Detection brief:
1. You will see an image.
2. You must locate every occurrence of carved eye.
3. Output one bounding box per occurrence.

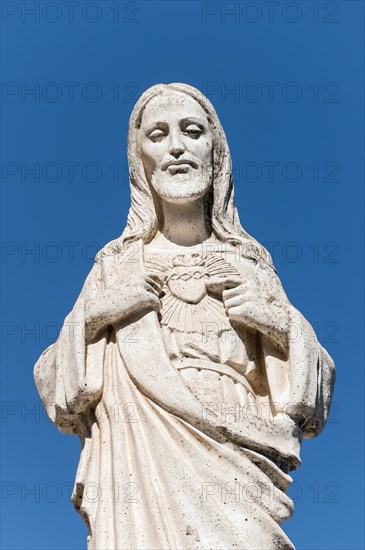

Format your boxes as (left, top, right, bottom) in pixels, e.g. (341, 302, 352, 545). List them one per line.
(184, 124, 202, 139)
(149, 128, 165, 142)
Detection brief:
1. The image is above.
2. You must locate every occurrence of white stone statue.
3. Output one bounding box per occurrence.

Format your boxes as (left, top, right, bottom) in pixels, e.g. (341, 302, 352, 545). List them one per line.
(34, 83, 335, 550)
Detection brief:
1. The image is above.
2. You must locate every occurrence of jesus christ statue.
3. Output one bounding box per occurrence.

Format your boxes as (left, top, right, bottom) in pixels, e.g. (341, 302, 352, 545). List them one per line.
(34, 83, 335, 549)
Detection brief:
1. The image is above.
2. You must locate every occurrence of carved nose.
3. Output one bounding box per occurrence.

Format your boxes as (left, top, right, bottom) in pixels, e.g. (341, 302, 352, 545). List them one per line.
(170, 148, 184, 159)
(169, 134, 185, 158)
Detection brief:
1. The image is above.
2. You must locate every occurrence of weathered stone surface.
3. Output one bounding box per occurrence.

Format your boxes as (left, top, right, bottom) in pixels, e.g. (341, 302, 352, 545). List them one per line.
(34, 83, 335, 549)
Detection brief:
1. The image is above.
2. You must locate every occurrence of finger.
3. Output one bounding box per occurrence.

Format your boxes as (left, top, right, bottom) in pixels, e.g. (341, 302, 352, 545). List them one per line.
(145, 276, 163, 292)
(224, 295, 243, 311)
(223, 285, 243, 299)
(228, 306, 258, 329)
(220, 276, 243, 289)
(145, 270, 164, 283)
(143, 282, 161, 298)
(141, 297, 161, 312)
(144, 290, 161, 308)
(223, 284, 252, 300)
(206, 276, 242, 289)
(224, 278, 262, 298)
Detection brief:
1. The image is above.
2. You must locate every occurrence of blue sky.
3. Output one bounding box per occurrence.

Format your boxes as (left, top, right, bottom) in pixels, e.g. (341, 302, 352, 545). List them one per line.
(1, 1, 364, 549)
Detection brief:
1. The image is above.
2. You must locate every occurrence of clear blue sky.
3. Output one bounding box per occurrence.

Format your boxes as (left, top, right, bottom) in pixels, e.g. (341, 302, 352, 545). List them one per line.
(1, 1, 364, 549)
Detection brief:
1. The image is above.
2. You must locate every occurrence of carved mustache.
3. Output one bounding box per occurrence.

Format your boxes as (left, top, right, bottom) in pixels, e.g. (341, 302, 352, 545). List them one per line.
(161, 158, 199, 171)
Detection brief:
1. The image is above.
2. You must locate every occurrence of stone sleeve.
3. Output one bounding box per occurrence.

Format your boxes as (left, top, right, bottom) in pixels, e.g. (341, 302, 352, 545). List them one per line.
(33, 261, 106, 435)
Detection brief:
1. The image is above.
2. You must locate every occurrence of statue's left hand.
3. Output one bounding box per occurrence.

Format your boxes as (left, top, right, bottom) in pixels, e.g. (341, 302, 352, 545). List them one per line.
(222, 275, 290, 350)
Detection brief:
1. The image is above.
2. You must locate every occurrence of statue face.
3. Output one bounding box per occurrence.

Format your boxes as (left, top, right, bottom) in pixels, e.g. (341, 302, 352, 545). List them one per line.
(140, 91, 213, 204)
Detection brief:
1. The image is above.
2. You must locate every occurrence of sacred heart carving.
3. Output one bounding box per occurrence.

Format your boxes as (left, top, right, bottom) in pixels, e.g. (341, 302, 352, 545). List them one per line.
(144, 252, 242, 331)
(167, 266, 207, 304)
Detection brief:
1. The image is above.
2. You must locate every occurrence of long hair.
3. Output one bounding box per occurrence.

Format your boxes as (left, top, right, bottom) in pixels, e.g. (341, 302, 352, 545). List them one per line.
(97, 83, 273, 267)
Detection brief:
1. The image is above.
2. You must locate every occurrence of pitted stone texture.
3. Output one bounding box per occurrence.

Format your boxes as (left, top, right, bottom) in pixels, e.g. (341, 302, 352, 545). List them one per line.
(34, 83, 335, 550)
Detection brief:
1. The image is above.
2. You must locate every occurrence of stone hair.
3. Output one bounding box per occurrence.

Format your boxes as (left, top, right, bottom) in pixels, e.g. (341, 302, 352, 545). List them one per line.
(97, 83, 273, 267)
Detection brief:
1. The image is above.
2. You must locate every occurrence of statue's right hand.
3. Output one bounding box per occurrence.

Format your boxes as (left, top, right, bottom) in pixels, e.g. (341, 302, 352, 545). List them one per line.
(85, 272, 162, 341)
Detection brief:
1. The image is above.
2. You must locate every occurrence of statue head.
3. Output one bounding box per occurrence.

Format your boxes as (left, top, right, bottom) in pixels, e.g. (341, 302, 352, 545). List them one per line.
(98, 83, 273, 267)
(139, 89, 213, 206)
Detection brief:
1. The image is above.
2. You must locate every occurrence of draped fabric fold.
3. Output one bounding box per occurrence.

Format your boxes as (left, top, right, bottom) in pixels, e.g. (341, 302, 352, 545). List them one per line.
(263, 308, 335, 440)
(34, 262, 105, 435)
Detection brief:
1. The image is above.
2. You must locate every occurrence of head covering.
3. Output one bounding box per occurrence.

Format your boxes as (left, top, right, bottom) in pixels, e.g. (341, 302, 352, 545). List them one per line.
(97, 83, 273, 268)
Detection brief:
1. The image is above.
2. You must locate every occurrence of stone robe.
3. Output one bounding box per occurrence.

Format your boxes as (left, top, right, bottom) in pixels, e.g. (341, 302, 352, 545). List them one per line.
(34, 239, 335, 550)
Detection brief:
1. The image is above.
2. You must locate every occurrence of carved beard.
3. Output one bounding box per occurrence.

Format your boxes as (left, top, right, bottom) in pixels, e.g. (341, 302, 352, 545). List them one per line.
(150, 165, 212, 203)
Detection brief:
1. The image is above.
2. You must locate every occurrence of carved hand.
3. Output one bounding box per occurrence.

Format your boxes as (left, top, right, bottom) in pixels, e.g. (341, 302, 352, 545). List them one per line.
(222, 275, 290, 353)
(205, 274, 242, 295)
(85, 273, 163, 341)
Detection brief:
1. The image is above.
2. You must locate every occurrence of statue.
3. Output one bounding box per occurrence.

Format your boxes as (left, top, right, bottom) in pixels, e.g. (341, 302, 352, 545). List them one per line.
(34, 83, 335, 549)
